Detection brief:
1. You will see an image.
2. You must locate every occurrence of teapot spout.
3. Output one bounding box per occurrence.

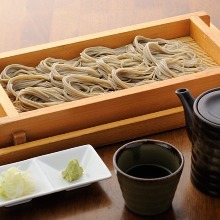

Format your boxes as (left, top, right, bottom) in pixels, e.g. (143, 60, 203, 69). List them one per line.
(175, 88, 195, 141)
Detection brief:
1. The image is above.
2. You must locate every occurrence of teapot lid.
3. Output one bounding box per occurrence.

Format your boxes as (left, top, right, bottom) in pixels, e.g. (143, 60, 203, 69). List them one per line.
(197, 89, 220, 125)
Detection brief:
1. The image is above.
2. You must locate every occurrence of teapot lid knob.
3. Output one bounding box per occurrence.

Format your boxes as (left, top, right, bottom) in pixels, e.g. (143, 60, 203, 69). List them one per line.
(197, 88, 220, 125)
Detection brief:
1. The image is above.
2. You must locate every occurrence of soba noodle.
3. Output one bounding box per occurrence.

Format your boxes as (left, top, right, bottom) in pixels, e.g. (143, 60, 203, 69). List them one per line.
(0, 36, 207, 112)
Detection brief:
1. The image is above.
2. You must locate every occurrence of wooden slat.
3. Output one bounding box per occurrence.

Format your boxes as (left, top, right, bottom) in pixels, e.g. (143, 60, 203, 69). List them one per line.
(0, 85, 18, 117)
(190, 15, 220, 65)
(0, 106, 184, 165)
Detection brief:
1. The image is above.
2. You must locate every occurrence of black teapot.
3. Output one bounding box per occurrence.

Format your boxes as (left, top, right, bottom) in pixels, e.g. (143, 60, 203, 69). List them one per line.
(176, 88, 220, 197)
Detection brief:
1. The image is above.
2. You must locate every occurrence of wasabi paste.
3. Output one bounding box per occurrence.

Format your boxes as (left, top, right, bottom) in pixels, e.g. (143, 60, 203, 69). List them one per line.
(62, 159, 83, 182)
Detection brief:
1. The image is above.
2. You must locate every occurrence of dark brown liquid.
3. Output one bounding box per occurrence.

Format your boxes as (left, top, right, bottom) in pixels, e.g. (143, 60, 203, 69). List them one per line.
(126, 164, 172, 179)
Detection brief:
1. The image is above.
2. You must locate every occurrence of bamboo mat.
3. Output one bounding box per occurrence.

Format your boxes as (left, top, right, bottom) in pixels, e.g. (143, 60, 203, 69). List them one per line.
(178, 36, 218, 67)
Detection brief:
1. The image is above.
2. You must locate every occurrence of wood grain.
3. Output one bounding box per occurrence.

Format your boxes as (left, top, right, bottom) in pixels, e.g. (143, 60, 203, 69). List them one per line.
(0, 12, 219, 149)
(0, 1, 220, 219)
(0, 0, 220, 53)
(0, 129, 220, 220)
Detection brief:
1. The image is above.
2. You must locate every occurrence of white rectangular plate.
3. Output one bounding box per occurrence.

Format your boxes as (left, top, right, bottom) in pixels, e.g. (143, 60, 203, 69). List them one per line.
(0, 144, 111, 207)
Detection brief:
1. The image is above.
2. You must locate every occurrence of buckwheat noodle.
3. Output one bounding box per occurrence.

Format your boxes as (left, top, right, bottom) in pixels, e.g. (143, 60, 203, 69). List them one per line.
(0, 36, 207, 112)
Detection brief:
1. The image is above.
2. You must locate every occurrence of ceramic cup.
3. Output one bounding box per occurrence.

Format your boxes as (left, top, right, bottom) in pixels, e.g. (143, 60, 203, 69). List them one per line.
(113, 139, 184, 216)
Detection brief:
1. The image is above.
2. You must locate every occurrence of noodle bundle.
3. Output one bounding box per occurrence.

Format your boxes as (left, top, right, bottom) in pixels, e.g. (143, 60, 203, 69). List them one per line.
(0, 36, 207, 112)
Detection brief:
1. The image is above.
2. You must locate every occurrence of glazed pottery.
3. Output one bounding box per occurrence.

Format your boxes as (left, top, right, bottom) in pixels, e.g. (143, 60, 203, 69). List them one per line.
(113, 139, 184, 216)
(176, 88, 220, 196)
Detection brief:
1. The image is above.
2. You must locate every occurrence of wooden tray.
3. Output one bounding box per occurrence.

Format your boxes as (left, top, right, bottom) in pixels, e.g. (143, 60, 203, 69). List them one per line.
(1, 11, 220, 164)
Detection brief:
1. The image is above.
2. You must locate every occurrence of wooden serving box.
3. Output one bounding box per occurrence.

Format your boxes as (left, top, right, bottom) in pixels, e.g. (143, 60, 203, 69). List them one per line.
(1, 11, 220, 165)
